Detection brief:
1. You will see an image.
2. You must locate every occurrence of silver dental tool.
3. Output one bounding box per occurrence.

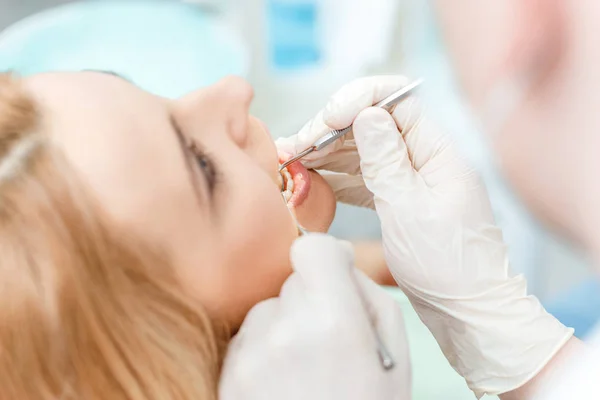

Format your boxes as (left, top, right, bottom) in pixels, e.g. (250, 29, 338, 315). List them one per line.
(279, 193, 395, 371)
(278, 78, 424, 172)
(352, 273, 396, 370)
(281, 191, 309, 236)
(275, 80, 423, 369)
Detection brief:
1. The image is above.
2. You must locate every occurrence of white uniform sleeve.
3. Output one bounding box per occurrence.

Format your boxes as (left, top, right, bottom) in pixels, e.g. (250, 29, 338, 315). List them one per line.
(534, 325, 600, 399)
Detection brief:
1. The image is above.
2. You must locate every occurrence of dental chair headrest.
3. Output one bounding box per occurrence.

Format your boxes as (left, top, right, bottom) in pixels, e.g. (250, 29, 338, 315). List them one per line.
(0, 1, 248, 98)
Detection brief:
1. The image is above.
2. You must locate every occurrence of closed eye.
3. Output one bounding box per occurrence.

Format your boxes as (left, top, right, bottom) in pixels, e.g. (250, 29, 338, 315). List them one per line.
(188, 141, 218, 192)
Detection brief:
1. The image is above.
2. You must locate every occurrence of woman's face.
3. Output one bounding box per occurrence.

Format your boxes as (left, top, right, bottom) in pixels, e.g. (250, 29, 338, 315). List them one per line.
(23, 72, 335, 326)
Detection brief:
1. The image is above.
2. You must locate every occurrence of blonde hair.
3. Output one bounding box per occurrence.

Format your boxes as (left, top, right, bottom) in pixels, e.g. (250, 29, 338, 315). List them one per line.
(0, 73, 227, 400)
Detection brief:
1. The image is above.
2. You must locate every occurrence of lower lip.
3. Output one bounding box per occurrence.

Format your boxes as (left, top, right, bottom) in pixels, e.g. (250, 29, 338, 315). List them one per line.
(279, 153, 311, 208)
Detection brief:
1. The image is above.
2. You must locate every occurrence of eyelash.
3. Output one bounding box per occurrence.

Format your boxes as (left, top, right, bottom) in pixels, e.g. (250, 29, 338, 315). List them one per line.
(188, 142, 218, 192)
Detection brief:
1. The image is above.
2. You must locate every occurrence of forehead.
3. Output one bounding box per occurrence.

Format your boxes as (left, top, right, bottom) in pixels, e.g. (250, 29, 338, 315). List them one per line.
(24, 71, 171, 138)
(23, 71, 175, 171)
(22, 72, 196, 229)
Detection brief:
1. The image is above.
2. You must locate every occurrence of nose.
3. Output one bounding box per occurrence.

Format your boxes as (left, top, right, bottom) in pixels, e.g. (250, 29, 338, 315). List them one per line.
(172, 77, 278, 178)
(211, 77, 255, 148)
(172, 76, 254, 148)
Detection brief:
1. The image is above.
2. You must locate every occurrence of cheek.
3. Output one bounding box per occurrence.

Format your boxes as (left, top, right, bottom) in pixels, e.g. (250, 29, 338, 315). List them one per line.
(210, 174, 297, 326)
(246, 117, 279, 181)
(227, 178, 297, 264)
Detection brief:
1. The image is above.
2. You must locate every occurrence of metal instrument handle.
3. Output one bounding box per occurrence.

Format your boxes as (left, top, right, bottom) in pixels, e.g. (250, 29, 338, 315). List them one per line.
(312, 126, 352, 151)
(312, 78, 423, 152)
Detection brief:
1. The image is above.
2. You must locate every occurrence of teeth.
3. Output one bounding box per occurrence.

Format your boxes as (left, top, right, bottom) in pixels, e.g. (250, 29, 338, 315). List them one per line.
(280, 166, 294, 193)
(283, 189, 293, 202)
(282, 168, 292, 182)
(277, 172, 284, 190)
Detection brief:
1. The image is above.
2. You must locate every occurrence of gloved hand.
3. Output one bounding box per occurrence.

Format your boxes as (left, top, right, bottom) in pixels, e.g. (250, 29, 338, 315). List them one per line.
(277, 76, 574, 398)
(276, 76, 414, 208)
(219, 234, 411, 400)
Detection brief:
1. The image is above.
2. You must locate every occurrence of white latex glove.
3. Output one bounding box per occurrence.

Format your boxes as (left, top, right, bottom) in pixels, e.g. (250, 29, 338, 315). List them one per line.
(276, 76, 413, 208)
(219, 234, 411, 400)
(278, 76, 574, 398)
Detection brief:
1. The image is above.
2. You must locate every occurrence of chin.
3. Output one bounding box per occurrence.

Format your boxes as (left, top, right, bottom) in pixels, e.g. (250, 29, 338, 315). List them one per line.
(294, 170, 336, 232)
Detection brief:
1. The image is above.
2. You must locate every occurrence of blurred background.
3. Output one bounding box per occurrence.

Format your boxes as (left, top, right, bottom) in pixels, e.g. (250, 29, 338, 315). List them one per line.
(1, 1, 596, 398)
(0, 0, 593, 323)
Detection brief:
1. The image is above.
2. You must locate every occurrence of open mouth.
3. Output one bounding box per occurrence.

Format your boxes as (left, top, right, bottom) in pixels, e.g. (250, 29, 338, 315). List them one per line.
(278, 153, 311, 208)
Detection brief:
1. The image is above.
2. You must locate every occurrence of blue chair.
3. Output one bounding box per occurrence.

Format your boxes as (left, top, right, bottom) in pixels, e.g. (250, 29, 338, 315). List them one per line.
(0, 1, 248, 98)
(545, 278, 600, 339)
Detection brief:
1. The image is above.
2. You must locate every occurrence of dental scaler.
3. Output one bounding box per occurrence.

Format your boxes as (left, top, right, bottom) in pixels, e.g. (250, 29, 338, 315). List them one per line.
(278, 78, 424, 172)
(276, 79, 423, 371)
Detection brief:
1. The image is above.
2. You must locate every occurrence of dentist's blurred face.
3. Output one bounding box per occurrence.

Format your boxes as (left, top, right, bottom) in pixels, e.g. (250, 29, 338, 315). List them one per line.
(24, 72, 336, 326)
(434, 1, 600, 247)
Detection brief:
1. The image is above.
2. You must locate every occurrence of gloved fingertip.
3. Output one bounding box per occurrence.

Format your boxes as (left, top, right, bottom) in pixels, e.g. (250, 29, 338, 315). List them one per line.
(289, 234, 355, 287)
(337, 239, 356, 258)
(290, 233, 338, 262)
(354, 106, 395, 125)
(390, 96, 422, 131)
(275, 136, 297, 155)
(353, 107, 399, 145)
(352, 107, 416, 187)
(323, 104, 357, 130)
(323, 75, 412, 129)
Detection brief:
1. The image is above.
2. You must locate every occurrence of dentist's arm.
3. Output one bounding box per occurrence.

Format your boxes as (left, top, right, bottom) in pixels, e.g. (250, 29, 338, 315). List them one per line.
(500, 337, 584, 400)
(278, 76, 575, 399)
(219, 234, 411, 400)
